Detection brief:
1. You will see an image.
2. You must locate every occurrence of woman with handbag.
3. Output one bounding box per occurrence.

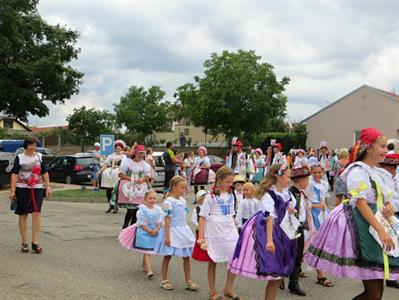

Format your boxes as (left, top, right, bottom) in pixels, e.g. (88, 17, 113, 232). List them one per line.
(305, 128, 399, 300)
(191, 146, 211, 195)
(9, 136, 52, 253)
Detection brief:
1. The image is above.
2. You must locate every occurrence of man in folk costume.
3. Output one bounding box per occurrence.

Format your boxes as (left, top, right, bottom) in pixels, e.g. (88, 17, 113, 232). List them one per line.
(379, 153, 399, 289)
(318, 141, 331, 183)
(226, 137, 247, 176)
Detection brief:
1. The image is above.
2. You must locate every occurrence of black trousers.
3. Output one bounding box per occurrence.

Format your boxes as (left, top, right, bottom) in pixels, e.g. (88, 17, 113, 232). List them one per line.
(289, 226, 305, 282)
(122, 208, 138, 229)
(106, 188, 114, 208)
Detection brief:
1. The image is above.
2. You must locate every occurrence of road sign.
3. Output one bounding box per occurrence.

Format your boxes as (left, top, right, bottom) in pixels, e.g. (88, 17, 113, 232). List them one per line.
(100, 134, 114, 156)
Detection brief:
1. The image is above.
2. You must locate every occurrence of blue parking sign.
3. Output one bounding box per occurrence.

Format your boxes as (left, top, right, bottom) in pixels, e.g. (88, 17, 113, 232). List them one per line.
(100, 134, 114, 156)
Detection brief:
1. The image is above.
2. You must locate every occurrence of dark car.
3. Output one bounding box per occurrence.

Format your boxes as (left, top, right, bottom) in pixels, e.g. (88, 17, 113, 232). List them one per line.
(15, 147, 56, 167)
(47, 154, 100, 184)
(208, 155, 225, 172)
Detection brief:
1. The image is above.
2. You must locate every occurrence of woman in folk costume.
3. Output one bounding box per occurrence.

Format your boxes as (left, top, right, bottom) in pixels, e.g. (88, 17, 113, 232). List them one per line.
(226, 137, 247, 177)
(252, 148, 265, 184)
(318, 141, 331, 184)
(98, 139, 126, 214)
(116, 144, 151, 229)
(305, 128, 399, 300)
(192, 146, 211, 194)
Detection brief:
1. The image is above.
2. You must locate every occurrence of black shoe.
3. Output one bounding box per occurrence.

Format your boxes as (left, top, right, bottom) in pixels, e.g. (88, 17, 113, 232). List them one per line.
(279, 281, 285, 290)
(386, 280, 399, 288)
(288, 282, 307, 296)
(105, 207, 112, 213)
(112, 207, 118, 214)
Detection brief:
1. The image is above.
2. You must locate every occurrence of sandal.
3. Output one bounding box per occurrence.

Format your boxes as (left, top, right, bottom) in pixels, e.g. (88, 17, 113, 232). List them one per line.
(185, 280, 199, 291)
(223, 290, 242, 300)
(31, 243, 43, 254)
(209, 293, 223, 300)
(147, 272, 154, 279)
(160, 280, 173, 290)
(316, 277, 334, 287)
(21, 243, 29, 253)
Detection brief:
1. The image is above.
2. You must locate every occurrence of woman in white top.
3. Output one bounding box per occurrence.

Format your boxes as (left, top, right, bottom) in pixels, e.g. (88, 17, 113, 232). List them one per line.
(9, 137, 52, 253)
(192, 146, 211, 194)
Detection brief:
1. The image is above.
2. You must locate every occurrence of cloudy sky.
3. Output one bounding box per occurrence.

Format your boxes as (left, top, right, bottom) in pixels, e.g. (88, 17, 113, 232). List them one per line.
(30, 0, 399, 127)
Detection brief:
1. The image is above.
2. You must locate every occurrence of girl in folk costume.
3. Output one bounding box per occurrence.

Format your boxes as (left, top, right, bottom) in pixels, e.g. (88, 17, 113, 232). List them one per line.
(305, 128, 399, 300)
(232, 175, 246, 213)
(154, 176, 199, 291)
(318, 141, 331, 184)
(117, 144, 151, 229)
(246, 148, 257, 181)
(303, 162, 335, 287)
(98, 140, 126, 214)
(252, 148, 265, 184)
(236, 182, 258, 229)
(226, 137, 247, 177)
(228, 164, 297, 300)
(195, 167, 241, 300)
(184, 151, 195, 192)
(192, 146, 211, 194)
(118, 190, 163, 279)
(333, 148, 350, 206)
(293, 149, 309, 168)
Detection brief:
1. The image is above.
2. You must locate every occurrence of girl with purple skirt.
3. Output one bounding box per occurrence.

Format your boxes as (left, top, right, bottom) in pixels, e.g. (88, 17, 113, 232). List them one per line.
(229, 164, 297, 300)
(305, 128, 399, 300)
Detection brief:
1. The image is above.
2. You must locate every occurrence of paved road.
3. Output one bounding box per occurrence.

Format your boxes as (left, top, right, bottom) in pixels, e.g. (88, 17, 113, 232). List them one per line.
(0, 191, 397, 300)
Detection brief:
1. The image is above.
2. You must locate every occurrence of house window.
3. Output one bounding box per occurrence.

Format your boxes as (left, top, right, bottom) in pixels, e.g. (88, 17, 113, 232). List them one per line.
(354, 130, 361, 143)
(3, 119, 13, 129)
(184, 128, 189, 135)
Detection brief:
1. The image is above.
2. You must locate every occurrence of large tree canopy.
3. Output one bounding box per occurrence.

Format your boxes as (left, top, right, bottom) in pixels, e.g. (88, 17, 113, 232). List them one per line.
(174, 50, 289, 141)
(66, 106, 114, 151)
(0, 0, 83, 121)
(114, 85, 172, 142)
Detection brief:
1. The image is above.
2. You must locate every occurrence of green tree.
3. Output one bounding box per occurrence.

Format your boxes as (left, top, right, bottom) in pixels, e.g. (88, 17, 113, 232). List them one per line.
(0, 0, 83, 121)
(114, 86, 172, 142)
(174, 50, 289, 141)
(66, 106, 114, 151)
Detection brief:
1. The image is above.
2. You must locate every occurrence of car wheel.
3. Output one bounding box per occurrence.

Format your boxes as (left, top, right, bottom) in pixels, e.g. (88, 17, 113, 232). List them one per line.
(66, 175, 73, 185)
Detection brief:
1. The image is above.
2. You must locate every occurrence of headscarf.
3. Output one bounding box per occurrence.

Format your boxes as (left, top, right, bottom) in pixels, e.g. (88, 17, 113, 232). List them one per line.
(349, 127, 383, 163)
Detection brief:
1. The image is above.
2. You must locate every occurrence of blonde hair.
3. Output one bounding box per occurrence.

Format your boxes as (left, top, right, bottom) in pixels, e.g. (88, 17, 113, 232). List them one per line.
(169, 175, 186, 190)
(212, 166, 234, 196)
(255, 164, 281, 199)
(338, 148, 349, 159)
(144, 189, 157, 200)
(243, 182, 255, 190)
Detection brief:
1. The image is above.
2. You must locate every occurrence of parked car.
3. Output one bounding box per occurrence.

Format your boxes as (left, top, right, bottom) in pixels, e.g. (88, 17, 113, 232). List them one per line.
(15, 147, 56, 167)
(47, 154, 100, 184)
(207, 155, 225, 172)
(152, 151, 165, 188)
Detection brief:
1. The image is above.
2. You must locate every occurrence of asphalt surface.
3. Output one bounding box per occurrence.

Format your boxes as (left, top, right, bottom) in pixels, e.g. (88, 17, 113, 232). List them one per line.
(0, 189, 397, 300)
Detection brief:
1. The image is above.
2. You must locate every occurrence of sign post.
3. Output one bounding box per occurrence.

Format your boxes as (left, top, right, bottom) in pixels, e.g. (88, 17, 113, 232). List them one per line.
(100, 134, 114, 156)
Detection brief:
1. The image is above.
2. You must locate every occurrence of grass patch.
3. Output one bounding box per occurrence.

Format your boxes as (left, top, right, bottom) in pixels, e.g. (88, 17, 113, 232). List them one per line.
(52, 189, 106, 199)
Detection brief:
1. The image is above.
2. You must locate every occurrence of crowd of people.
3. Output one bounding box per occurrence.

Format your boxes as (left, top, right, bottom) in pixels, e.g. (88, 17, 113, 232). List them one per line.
(8, 128, 399, 300)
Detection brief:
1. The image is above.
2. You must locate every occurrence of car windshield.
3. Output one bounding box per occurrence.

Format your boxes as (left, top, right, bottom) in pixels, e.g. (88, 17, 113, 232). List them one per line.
(75, 158, 96, 165)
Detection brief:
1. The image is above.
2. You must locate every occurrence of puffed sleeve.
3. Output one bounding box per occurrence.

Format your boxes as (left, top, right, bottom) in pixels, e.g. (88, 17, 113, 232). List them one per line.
(236, 200, 245, 226)
(191, 207, 199, 226)
(11, 155, 21, 174)
(204, 156, 211, 167)
(164, 198, 174, 217)
(119, 158, 129, 175)
(199, 194, 213, 219)
(347, 167, 374, 206)
(259, 193, 276, 218)
(136, 207, 146, 226)
(142, 161, 151, 177)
